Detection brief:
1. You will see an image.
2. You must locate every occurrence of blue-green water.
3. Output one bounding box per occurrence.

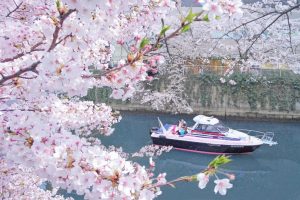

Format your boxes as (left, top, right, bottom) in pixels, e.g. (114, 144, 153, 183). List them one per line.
(100, 111, 300, 200)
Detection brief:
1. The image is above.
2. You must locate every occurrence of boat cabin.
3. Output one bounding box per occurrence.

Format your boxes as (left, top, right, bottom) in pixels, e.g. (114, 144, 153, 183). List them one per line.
(191, 115, 229, 136)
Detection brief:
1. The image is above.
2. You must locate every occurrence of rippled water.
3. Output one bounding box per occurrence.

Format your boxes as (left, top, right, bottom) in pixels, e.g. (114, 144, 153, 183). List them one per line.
(71, 111, 300, 200)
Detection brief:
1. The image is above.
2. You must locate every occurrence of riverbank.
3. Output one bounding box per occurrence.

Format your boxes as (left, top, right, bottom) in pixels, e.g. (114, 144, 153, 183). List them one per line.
(110, 103, 300, 121)
(84, 70, 300, 121)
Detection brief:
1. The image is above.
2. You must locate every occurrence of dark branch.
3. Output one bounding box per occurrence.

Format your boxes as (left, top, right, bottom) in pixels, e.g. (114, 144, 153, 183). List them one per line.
(0, 9, 76, 86)
(19, 75, 38, 79)
(0, 108, 46, 112)
(84, 11, 204, 79)
(47, 9, 76, 52)
(55, 33, 73, 46)
(161, 18, 172, 59)
(0, 41, 45, 63)
(0, 61, 41, 86)
(6, 1, 23, 17)
(243, 4, 300, 57)
(286, 13, 294, 54)
(219, 11, 278, 40)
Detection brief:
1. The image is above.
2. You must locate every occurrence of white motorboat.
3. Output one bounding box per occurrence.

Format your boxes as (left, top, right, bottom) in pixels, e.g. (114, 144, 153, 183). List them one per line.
(150, 115, 277, 154)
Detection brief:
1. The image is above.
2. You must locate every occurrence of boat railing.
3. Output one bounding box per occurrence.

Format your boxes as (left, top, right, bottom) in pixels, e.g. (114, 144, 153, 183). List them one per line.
(237, 129, 278, 146)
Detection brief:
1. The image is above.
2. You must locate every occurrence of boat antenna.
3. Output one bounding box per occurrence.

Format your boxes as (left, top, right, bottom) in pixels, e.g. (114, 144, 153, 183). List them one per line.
(157, 117, 167, 134)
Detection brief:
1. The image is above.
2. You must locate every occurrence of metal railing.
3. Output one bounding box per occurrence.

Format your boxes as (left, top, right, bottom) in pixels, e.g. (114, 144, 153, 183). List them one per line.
(238, 129, 278, 146)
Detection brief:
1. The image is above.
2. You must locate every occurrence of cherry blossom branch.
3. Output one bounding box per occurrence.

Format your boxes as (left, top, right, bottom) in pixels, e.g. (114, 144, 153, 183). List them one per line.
(148, 175, 194, 189)
(0, 108, 46, 112)
(286, 13, 294, 54)
(0, 9, 76, 86)
(249, 5, 299, 58)
(5, 1, 23, 18)
(217, 11, 278, 40)
(146, 155, 234, 195)
(217, 4, 299, 42)
(242, 6, 297, 57)
(55, 33, 73, 47)
(18, 75, 38, 79)
(161, 18, 172, 59)
(47, 9, 76, 52)
(0, 61, 40, 86)
(87, 11, 204, 79)
(210, 4, 300, 60)
(0, 41, 45, 63)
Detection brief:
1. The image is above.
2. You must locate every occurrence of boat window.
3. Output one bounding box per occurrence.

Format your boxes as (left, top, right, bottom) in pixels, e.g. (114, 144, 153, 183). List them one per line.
(214, 122, 229, 133)
(195, 123, 229, 133)
(205, 125, 219, 132)
(200, 123, 229, 133)
(195, 124, 207, 131)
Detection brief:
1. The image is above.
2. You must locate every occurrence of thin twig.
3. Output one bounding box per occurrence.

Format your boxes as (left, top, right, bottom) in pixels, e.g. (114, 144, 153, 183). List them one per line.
(215, 4, 300, 59)
(161, 18, 172, 59)
(0, 9, 76, 86)
(218, 11, 278, 40)
(85, 11, 204, 79)
(48, 9, 76, 52)
(0, 41, 45, 63)
(0, 61, 40, 86)
(6, 1, 23, 17)
(286, 13, 294, 54)
(243, 5, 300, 57)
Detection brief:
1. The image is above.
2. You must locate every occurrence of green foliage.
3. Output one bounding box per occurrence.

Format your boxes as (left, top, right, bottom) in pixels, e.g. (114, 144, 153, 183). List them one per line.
(180, 9, 200, 33)
(198, 72, 219, 106)
(208, 155, 231, 169)
(199, 72, 219, 85)
(55, 0, 61, 9)
(160, 25, 170, 36)
(203, 14, 209, 22)
(181, 24, 191, 33)
(194, 70, 300, 111)
(183, 9, 198, 23)
(215, 15, 221, 20)
(84, 69, 300, 113)
(139, 37, 150, 49)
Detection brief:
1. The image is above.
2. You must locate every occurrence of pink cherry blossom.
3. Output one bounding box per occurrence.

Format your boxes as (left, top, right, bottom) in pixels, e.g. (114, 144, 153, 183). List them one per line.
(157, 173, 167, 185)
(203, 0, 224, 18)
(149, 157, 156, 167)
(111, 89, 125, 99)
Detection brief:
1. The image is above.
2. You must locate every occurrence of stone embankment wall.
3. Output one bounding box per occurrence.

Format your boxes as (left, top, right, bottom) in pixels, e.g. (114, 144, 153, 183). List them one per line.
(85, 70, 300, 120)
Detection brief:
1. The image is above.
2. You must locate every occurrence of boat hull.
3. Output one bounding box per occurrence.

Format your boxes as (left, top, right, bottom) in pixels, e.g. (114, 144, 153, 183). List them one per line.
(151, 136, 261, 154)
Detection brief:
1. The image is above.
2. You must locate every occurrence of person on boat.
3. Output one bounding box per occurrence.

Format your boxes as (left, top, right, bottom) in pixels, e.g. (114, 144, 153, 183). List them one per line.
(172, 119, 182, 134)
(177, 120, 187, 136)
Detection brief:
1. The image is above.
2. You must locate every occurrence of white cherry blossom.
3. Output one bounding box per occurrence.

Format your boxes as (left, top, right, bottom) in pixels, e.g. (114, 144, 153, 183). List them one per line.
(229, 79, 237, 85)
(214, 178, 233, 195)
(197, 173, 210, 189)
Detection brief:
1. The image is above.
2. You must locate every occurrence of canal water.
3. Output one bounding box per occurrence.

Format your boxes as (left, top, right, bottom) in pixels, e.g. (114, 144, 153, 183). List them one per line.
(100, 111, 300, 200)
(64, 111, 300, 200)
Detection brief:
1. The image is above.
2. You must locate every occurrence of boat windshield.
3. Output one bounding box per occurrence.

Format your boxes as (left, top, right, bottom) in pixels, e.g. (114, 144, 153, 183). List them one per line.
(214, 122, 229, 133)
(195, 122, 229, 133)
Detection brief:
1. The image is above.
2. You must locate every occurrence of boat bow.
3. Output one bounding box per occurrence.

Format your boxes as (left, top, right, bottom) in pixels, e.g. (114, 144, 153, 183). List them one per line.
(237, 129, 278, 146)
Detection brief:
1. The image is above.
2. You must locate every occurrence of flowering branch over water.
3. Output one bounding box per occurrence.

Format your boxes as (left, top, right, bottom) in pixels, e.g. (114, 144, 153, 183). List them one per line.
(147, 155, 234, 195)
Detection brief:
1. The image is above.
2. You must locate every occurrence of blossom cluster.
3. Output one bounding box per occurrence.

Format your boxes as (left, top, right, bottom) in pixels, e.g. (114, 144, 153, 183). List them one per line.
(132, 145, 173, 158)
(0, 157, 71, 200)
(197, 173, 233, 195)
(0, 0, 243, 199)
